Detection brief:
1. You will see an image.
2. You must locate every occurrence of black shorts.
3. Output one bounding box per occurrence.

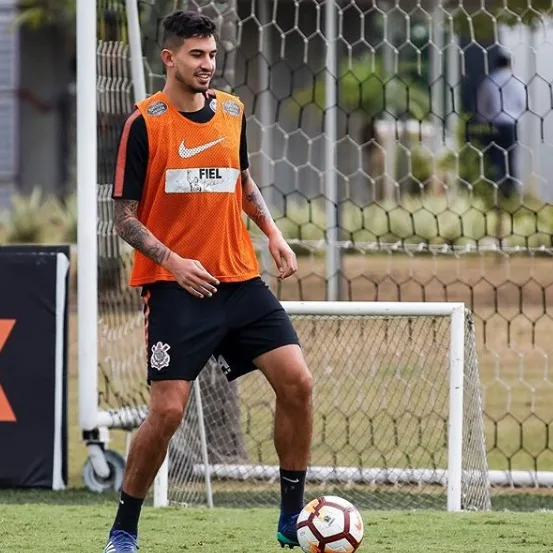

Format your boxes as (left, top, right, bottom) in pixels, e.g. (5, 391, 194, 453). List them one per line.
(141, 277, 300, 383)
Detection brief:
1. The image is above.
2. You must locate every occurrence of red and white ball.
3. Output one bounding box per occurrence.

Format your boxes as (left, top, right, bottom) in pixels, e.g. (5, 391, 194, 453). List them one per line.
(296, 495, 364, 553)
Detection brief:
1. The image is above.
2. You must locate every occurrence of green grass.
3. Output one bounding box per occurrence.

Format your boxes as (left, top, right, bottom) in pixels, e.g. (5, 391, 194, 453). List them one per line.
(2, 249, 553, 551)
(0, 493, 551, 553)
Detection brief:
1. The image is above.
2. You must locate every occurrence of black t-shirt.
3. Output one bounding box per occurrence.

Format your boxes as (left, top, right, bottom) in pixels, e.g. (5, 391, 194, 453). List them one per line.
(114, 93, 250, 200)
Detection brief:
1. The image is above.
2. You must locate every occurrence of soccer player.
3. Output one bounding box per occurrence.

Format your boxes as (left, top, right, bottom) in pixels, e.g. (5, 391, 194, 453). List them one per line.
(101, 10, 313, 553)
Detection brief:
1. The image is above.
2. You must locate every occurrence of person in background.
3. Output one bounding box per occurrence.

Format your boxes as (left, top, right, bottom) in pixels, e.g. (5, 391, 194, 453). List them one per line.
(476, 50, 527, 202)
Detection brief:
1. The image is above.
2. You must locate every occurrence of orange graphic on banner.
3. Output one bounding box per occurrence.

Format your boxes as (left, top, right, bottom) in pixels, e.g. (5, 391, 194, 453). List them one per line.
(0, 319, 16, 422)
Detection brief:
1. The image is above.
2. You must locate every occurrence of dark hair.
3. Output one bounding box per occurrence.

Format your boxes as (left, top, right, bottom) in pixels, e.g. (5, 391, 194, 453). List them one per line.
(495, 51, 511, 69)
(162, 10, 217, 49)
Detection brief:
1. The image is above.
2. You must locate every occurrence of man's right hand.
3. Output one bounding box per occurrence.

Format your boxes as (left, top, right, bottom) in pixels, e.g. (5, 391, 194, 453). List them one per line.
(164, 253, 219, 298)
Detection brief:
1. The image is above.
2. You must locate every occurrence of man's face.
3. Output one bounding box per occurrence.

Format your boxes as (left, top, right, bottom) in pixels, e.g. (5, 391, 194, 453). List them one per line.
(164, 35, 217, 93)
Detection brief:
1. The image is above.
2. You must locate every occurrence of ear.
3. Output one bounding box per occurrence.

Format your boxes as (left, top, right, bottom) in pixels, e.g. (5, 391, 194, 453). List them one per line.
(160, 48, 175, 68)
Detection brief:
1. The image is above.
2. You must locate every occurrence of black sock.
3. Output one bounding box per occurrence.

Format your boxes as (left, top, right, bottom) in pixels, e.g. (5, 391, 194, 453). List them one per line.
(112, 490, 144, 535)
(280, 469, 306, 516)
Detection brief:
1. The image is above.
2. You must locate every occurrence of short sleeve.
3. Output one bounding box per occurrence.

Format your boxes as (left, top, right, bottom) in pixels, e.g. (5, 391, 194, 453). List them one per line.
(112, 110, 149, 200)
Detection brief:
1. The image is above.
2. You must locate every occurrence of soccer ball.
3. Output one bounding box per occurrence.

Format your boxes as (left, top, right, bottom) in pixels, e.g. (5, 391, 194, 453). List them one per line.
(296, 495, 364, 553)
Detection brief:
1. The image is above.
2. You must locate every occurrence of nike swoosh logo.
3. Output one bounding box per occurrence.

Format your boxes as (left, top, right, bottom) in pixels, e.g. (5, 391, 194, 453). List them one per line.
(282, 477, 299, 483)
(178, 137, 225, 158)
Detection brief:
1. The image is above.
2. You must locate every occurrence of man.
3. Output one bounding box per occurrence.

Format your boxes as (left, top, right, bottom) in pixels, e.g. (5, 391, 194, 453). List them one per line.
(476, 50, 527, 200)
(102, 10, 313, 553)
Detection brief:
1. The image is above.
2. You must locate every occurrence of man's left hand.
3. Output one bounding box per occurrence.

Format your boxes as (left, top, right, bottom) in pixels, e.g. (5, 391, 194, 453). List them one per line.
(268, 233, 297, 279)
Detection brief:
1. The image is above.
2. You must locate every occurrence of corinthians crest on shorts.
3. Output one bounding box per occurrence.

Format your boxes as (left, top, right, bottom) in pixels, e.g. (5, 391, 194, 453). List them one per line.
(150, 341, 171, 370)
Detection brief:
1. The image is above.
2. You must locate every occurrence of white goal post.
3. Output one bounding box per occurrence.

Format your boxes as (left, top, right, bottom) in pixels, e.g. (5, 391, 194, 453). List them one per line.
(77, 296, 491, 511)
(150, 300, 489, 512)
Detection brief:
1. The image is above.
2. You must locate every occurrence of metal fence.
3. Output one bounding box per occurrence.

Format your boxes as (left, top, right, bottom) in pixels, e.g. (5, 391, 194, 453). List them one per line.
(96, 0, 553, 503)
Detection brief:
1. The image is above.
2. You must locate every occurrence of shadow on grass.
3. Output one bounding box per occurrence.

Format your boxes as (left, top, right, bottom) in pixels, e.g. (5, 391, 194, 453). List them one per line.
(0, 487, 552, 512)
(490, 493, 553, 512)
(0, 488, 143, 506)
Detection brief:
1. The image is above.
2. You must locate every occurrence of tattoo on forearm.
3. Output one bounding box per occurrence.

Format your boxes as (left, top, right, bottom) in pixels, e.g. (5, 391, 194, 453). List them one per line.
(113, 200, 170, 266)
(241, 169, 270, 226)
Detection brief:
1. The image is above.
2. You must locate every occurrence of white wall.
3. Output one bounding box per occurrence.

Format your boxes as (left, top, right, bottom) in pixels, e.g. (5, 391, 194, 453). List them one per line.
(0, 0, 18, 208)
(500, 21, 553, 201)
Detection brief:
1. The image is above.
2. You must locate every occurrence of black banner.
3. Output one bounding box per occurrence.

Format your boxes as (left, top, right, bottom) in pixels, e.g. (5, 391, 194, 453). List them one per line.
(0, 247, 69, 489)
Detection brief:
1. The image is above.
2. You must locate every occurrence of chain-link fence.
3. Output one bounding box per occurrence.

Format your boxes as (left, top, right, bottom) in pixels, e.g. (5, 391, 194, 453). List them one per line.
(95, 0, 553, 509)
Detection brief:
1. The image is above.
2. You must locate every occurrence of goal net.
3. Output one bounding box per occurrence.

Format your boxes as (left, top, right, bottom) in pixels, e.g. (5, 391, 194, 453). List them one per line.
(96, 0, 149, 426)
(86, 0, 553, 511)
(163, 302, 490, 511)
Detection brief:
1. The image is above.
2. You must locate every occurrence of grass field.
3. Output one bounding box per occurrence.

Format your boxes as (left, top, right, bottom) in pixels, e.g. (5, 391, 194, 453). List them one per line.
(2, 251, 553, 552)
(1, 489, 552, 553)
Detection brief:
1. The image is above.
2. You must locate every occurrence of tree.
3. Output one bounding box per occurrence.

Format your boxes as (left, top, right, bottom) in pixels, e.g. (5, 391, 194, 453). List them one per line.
(15, 0, 76, 28)
(294, 54, 431, 201)
(452, 0, 551, 41)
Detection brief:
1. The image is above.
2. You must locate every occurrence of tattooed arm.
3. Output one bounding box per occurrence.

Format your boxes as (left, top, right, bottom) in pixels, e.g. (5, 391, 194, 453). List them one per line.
(113, 199, 219, 297)
(113, 199, 172, 267)
(241, 169, 281, 238)
(241, 169, 297, 278)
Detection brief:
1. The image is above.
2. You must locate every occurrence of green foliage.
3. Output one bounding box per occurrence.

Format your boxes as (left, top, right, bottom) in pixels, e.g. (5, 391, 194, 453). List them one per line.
(4, 185, 551, 251)
(437, 115, 524, 210)
(454, 0, 552, 40)
(0, 188, 76, 245)
(340, 57, 430, 121)
(408, 145, 434, 189)
(295, 55, 430, 122)
(2, 188, 50, 244)
(47, 193, 78, 243)
(438, 116, 492, 203)
(273, 193, 553, 250)
(14, 0, 76, 28)
(292, 55, 432, 197)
